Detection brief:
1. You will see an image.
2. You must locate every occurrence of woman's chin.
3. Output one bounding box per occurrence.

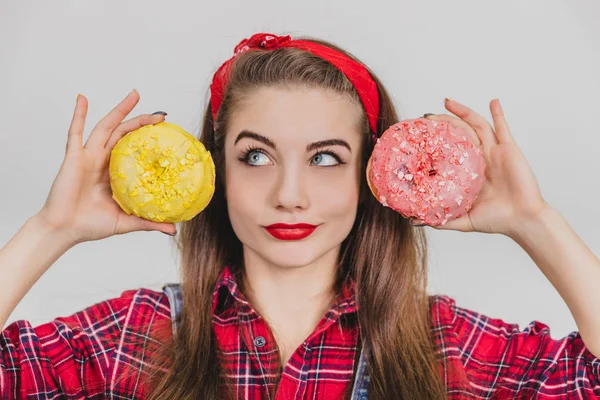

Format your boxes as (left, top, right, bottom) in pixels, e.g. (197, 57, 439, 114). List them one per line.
(265, 251, 320, 269)
(259, 242, 335, 269)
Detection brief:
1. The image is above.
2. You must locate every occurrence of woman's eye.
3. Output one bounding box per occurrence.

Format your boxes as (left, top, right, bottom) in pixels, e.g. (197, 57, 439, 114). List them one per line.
(311, 153, 339, 166)
(246, 150, 270, 166)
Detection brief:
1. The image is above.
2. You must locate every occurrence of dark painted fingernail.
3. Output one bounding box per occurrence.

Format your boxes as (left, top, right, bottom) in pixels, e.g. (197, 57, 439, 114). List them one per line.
(162, 231, 176, 236)
(423, 113, 434, 118)
(152, 111, 168, 116)
(410, 220, 427, 227)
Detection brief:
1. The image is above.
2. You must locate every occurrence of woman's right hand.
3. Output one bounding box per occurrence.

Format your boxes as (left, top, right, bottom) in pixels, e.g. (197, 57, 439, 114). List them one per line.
(36, 90, 177, 245)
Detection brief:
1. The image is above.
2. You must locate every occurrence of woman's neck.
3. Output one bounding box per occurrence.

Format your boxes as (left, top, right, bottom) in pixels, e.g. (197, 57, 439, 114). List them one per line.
(240, 247, 340, 364)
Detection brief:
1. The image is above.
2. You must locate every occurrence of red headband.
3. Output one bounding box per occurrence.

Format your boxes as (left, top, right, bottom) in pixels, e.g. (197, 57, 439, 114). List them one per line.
(209, 33, 380, 143)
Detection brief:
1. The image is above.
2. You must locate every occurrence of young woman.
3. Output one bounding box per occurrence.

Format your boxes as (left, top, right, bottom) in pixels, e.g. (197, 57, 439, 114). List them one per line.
(0, 32, 599, 400)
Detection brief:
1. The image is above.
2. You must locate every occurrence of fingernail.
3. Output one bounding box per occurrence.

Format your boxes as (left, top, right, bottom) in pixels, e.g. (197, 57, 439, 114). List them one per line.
(152, 111, 168, 116)
(444, 97, 453, 103)
(423, 113, 434, 118)
(410, 220, 427, 227)
(162, 231, 176, 236)
(132, 88, 138, 93)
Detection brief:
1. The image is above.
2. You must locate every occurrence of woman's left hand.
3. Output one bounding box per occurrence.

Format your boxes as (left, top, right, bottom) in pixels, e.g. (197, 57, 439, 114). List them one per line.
(413, 98, 548, 237)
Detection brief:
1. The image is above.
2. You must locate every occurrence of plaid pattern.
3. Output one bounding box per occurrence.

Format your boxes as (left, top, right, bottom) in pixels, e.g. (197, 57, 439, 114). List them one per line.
(211, 266, 360, 399)
(434, 298, 600, 398)
(2, 266, 600, 399)
(0, 288, 171, 399)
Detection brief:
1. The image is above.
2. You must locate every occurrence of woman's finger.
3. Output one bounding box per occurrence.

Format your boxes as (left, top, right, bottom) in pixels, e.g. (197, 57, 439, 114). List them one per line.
(432, 215, 472, 232)
(409, 219, 427, 227)
(84, 89, 140, 150)
(105, 113, 166, 150)
(444, 98, 499, 151)
(489, 99, 515, 145)
(66, 94, 88, 154)
(423, 113, 481, 148)
(409, 215, 474, 231)
(116, 213, 177, 236)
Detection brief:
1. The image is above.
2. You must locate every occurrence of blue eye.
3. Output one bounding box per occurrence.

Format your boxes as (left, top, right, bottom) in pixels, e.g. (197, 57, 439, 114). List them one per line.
(246, 150, 270, 166)
(239, 146, 344, 168)
(311, 153, 339, 166)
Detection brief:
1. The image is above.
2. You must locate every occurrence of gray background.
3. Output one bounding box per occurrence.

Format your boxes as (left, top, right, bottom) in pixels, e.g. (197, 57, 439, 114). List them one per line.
(1, 0, 598, 338)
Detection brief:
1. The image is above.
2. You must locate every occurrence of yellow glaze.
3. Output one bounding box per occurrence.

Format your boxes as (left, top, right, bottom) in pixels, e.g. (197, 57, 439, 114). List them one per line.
(109, 122, 215, 223)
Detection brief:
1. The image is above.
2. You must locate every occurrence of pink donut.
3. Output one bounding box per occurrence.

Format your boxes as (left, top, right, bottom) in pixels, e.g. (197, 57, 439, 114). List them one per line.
(367, 118, 486, 226)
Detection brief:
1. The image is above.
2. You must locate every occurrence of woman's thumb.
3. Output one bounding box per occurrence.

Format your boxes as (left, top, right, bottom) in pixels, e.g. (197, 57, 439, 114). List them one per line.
(118, 213, 177, 236)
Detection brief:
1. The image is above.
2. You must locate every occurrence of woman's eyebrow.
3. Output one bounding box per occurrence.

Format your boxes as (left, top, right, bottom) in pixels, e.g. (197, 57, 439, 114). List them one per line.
(234, 130, 352, 153)
(234, 130, 276, 149)
(307, 139, 351, 152)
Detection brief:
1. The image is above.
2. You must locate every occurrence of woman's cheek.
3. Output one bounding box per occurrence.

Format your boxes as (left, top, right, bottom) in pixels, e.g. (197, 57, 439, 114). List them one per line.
(309, 168, 360, 207)
(225, 166, 273, 237)
(227, 165, 273, 199)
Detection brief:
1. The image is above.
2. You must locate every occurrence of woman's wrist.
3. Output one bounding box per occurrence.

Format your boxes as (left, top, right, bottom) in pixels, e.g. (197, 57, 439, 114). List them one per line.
(0, 214, 76, 328)
(506, 202, 555, 245)
(32, 210, 82, 248)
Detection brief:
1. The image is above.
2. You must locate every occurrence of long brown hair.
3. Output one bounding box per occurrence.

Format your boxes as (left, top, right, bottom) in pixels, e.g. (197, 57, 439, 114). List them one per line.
(142, 36, 458, 399)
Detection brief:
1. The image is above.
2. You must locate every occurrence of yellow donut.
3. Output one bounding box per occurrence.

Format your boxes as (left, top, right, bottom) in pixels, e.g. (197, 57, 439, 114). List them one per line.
(109, 121, 215, 223)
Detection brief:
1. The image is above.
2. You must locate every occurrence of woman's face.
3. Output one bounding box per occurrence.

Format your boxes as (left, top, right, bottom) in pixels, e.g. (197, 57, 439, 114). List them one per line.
(224, 86, 364, 268)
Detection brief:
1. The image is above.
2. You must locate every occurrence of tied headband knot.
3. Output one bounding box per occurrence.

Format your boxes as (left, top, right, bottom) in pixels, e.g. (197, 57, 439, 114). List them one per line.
(211, 32, 380, 144)
(234, 33, 292, 55)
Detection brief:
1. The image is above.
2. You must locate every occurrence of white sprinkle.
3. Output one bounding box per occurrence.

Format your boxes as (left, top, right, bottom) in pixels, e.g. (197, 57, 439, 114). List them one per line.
(456, 195, 463, 206)
(405, 174, 413, 181)
(471, 172, 479, 179)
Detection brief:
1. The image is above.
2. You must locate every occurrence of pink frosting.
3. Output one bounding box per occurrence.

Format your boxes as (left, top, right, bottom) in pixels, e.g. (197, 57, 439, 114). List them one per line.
(368, 118, 486, 226)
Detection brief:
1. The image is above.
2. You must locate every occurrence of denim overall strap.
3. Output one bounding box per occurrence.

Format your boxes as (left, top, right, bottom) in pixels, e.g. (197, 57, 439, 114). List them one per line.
(350, 343, 370, 400)
(162, 283, 183, 335)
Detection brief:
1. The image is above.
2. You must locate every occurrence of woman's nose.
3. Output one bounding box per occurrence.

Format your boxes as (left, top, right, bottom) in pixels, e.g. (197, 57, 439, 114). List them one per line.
(272, 165, 310, 210)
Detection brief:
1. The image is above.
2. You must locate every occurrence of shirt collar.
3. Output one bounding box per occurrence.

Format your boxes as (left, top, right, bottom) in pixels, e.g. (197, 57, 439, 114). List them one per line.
(211, 265, 358, 316)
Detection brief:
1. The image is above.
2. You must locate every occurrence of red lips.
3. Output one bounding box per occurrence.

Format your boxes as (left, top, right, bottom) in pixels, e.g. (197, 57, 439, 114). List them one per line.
(264, 223, 318, 240)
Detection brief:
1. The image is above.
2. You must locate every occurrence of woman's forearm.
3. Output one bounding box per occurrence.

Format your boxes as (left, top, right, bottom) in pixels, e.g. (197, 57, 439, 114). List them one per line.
(0, 214, 76, 329)
(510, 205, 600, 357)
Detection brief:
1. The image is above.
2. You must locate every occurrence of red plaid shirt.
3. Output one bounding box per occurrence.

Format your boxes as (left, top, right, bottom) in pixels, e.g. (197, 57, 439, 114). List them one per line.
(210, 266, 360, 399)
(2, 266, 600, 399)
